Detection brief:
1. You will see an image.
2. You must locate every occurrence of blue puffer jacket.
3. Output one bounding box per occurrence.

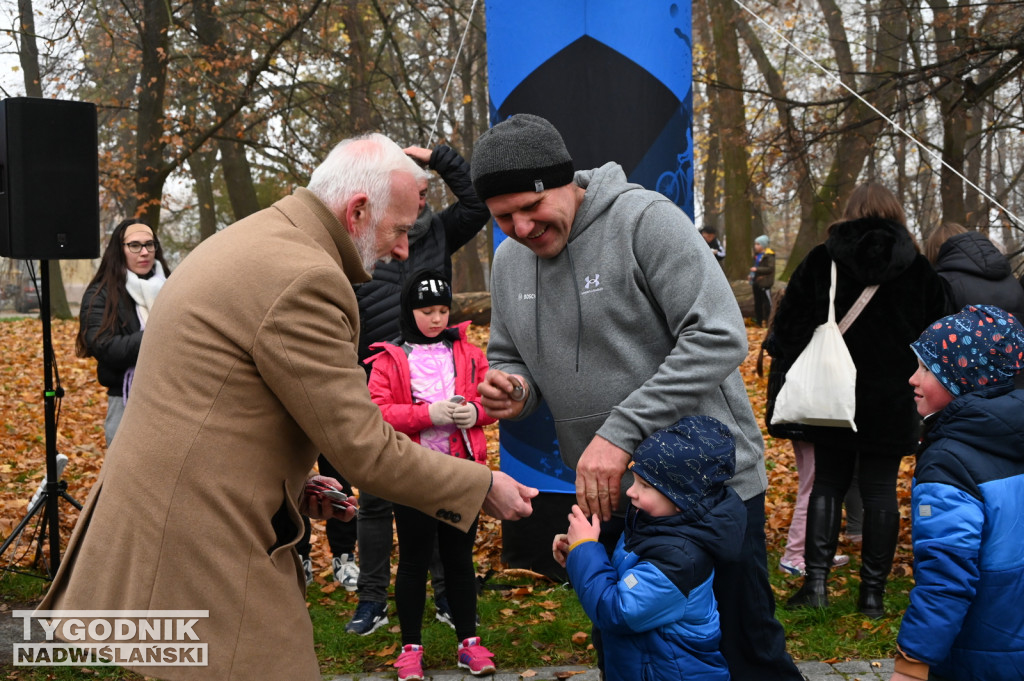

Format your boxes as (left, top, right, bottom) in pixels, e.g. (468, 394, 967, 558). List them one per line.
(566, 491, 745, 681)
(897, 385, 1024, 681)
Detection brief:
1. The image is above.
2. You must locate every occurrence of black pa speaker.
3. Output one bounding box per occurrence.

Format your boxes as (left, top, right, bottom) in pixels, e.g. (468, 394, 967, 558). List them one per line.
(0, 97, 100, 259)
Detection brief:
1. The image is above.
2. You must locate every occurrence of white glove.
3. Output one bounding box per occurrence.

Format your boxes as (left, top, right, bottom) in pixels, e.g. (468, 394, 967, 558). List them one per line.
(452, 403, 478, 429)
(428, 400, 457, 426)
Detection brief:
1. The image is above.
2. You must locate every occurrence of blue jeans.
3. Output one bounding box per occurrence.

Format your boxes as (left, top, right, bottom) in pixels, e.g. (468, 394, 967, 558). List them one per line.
(104, 395, 125, 447)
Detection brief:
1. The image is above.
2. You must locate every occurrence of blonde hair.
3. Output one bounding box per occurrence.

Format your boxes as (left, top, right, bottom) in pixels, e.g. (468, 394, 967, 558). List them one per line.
(924, 222, 968, 264)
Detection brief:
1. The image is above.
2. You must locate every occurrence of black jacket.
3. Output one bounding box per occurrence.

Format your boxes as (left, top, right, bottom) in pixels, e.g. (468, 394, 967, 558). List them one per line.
(933, 230, 1024, 319)
(768, 217, 950, 453)
(80, 283, 142, 397)
(355, 145, 491, 367)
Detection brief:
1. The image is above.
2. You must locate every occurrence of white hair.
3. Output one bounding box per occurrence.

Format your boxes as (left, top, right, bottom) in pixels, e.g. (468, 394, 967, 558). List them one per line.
(307, 133, 427, 226)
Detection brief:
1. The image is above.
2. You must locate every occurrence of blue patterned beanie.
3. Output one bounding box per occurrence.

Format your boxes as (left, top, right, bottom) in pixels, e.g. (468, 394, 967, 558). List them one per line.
(629, 415, 735, 515)
(911, 304, 1024, 397)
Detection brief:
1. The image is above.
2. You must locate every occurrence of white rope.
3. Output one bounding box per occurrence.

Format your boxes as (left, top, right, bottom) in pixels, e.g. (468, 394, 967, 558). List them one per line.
(426, 0, 481, 147)
(733, 0, 1024, 229)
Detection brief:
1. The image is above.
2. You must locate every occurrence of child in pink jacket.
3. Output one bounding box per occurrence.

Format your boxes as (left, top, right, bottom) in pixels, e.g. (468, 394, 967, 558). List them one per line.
(365, 270, 496, 680)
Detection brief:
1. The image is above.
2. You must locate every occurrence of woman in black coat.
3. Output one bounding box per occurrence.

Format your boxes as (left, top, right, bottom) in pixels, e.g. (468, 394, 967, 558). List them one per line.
(76, 219, 171, 446)
(772, 183, 949, 618)
(924, 222, 1024, 319)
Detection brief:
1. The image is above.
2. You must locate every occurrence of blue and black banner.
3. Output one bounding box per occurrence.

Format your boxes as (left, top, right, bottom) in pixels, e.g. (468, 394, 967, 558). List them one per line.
(486, 0, 694, 494)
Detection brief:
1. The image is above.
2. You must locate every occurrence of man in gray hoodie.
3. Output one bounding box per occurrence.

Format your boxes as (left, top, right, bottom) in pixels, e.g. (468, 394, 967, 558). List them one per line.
(473, 114, 800, 681)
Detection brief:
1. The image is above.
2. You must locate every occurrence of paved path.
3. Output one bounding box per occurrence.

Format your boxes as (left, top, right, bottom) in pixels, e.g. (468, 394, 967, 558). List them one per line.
(322, 658, 895, 680)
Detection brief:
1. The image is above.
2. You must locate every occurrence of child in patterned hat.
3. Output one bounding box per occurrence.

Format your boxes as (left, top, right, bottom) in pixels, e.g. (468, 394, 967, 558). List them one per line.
(551, 415, 746, 681)
(892, 304, 1024, 681)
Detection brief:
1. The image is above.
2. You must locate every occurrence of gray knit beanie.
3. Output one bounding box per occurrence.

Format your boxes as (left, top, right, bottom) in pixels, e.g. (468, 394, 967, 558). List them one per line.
(471, 114, 574, 202)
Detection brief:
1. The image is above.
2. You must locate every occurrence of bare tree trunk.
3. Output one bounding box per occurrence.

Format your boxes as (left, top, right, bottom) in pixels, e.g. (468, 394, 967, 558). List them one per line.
(451, 5, 487, 292)
(133, 0, 172, 230)
(694, 0, 723, 239)
(188, 150, 219, 241)
(341, 0, 383, 132)
(192, 0, 261, 222)
(707, 0, 754, 281)
(784, 0, 907, 273)
(17, 0, 72, 318)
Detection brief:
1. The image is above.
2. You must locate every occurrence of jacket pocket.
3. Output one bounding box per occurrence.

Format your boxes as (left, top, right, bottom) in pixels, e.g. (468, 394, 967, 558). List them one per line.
(267, 480, 304, 562)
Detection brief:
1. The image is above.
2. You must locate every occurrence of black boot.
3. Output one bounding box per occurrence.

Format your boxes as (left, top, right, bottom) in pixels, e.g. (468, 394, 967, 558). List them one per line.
(858, 509, 900, 618)
(787, 495, 842, 609)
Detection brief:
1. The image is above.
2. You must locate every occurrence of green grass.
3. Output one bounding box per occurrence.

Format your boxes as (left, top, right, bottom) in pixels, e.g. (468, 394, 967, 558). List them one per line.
(2, 552, 906, 678)
(310, 578, 595, 676)
(769, 550, 908, 662)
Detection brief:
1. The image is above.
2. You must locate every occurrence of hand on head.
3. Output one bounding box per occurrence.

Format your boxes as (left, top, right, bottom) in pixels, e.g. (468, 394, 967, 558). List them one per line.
(403, 146, 432, 165)
(575, 435, 631, 521)
(477, 369, 529, 420)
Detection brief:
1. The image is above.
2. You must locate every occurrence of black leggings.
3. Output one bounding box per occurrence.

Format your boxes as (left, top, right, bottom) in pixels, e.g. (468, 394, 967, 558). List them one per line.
(394, 504, 479, 644)
(811, 446, 902, 513)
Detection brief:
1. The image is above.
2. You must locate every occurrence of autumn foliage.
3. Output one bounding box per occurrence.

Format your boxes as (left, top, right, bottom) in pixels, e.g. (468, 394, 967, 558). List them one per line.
(0, 319, 913, 577)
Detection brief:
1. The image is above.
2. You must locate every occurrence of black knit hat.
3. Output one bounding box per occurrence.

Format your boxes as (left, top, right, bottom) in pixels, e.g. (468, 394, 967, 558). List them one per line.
(399, 270, 453, 345)
(471, 114, 574, 202)
(630, 416, 735, 520)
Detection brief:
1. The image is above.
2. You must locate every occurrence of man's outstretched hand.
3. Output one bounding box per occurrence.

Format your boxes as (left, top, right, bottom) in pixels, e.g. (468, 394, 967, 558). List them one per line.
(482, 470, 537, 520)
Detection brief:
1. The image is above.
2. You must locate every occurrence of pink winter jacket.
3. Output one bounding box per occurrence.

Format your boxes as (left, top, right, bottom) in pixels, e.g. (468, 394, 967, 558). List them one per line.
(365, 321, 494, 464)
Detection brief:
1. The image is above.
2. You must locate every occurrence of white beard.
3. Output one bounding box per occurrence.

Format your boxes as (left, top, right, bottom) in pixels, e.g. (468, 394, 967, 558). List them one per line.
(353, 223, 380, 272)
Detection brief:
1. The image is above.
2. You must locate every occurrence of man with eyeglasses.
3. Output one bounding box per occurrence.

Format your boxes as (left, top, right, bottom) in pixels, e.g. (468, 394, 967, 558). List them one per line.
(39, 133, 537, 681)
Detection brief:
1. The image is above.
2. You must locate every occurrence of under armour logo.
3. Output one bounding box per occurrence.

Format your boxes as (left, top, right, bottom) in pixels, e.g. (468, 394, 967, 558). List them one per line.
(584, 274, 600, 289)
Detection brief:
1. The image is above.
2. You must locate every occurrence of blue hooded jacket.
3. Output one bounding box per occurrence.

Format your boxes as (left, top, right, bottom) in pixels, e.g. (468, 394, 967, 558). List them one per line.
(566, 457, 745, 681)
(897, 385, 1024, 681)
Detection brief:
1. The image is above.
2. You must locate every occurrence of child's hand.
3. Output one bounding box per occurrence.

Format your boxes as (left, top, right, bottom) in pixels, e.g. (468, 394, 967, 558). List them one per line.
(452, 403, 478, 428)
(428, 400, 457, 425)
(566, 504, 600, 547)
(552, 533, 570, 567)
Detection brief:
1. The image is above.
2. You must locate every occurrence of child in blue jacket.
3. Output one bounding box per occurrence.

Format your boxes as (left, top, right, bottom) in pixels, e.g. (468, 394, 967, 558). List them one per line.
(553, 415, 745, 681)
(892, 304, 1024, 681)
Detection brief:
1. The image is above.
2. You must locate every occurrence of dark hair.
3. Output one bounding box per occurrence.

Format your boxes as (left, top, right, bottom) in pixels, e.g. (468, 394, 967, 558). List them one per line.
(75, 219, 171, 357)
(842, 182, 907, 225)
(829, 182, 919, 250)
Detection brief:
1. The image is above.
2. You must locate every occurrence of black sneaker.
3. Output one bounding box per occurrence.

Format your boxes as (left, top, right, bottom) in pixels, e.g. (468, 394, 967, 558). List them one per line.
(435, 595, 455, 629)
(345, 600, 389, 636)
(435, 595, 479, 629)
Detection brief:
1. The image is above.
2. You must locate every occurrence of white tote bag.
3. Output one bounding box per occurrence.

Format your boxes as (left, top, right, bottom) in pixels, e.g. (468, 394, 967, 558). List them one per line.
(771, 261, 859, 431)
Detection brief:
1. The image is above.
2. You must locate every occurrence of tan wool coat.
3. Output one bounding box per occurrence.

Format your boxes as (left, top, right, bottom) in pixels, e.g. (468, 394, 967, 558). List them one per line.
(39, 188, 491, 680)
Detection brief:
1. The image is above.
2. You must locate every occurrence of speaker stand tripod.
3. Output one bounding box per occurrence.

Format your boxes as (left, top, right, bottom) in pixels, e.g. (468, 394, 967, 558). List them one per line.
(0, 260, 82, 579)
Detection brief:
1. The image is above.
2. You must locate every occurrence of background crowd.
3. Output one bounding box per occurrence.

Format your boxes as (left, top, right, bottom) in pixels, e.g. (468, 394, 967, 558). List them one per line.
(52, 114, 1024, 681)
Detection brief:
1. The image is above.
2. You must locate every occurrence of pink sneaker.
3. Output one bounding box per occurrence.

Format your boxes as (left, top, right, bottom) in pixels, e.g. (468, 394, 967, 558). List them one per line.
(394, 644, 424, 681)
(457, 637, 496, 676)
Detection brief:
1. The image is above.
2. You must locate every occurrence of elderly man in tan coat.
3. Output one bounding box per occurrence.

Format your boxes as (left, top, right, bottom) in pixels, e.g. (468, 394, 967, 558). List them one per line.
(38, 133, 536, 680)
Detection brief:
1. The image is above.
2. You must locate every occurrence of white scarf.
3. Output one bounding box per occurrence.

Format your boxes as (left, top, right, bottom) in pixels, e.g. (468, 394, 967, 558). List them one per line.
(125, 261, 167, 328)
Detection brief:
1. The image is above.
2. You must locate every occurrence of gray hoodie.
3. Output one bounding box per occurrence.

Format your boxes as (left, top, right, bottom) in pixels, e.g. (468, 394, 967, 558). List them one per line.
(487, 162, 767, 501)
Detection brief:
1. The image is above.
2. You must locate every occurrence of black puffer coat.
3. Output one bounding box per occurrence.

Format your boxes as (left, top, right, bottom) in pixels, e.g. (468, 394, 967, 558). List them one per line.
(354, 145, 491, 366)
(933, 230, 1024, 319)
(768, 217, 950, 454)
(79, 283, 142, 397)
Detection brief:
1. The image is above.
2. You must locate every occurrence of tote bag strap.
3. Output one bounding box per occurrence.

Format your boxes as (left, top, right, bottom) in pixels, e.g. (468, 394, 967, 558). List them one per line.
(826, 260, 839, 324)
(835, 262, 876, 331)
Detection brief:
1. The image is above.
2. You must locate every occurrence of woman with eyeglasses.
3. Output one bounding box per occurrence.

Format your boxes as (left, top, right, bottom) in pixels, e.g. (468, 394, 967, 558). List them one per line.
(76, 219, 171, 446)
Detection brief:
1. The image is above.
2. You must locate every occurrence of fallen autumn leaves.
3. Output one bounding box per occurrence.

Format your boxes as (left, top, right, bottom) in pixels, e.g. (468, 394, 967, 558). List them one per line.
(0, 318, 914, 577)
